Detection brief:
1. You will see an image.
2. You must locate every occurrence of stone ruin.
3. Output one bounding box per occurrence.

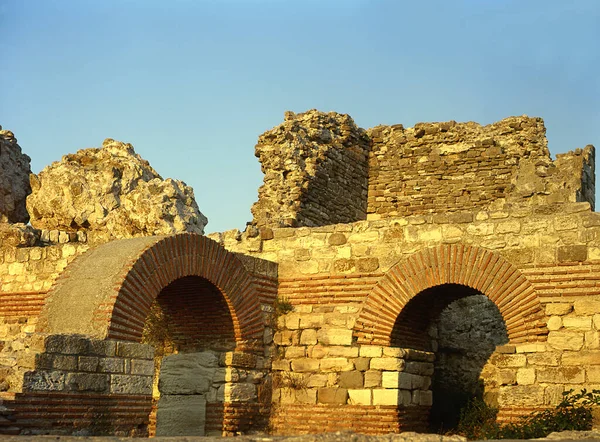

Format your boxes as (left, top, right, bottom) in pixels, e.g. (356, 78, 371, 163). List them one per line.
(0, 110, 598, 437)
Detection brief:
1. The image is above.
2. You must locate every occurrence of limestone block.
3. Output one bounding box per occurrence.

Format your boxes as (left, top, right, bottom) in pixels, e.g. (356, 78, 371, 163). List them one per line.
(370, 357, 405, 371)
(515, 343, 548, 353)
(271, 360, 290, 371)
(339, 371, 363, 389)
(359, 345, 383, 358)
(585, 331, 600, 349)
(498, 385, 545, 406)
(320, 346, 359, 358)
(352, 357, 370, 372)
(516, 368, 536, 385)
(547, 316, 562, 331)
(110, 374, 152, 394)
(563, 316, 592, 330)
(159, 353, 218, 394)
(285, 313, 301, 330)
(536, 367, 585, 384)
(594, 314, 600, 330)
(318, 387, 348, 404)
(561, 350, 600, 365)
(285, 347, 306, 359)
(382, 347, 407, 358)
(291, 358, 320, 372)
(66, 373, 109, 392)
(156, 395, 206, 436)
(317, 328, 353, 346)
(217, 383, 256, 402)
(320, 358, 354, 372)
(372, 389, 399, 406)
(307, 374, 328, 387)
(382, 372, 411, 389)
(544, 385, 566, 406)
(588, 367, 600, 383)
(496, 220, 522, 234)
(527, 352, 560, 366)
(573, 300, 600, 315)
(348, 389, 372, 405)
(295, 388, 317, 404)
(300, 329, 318, 345)
(220, 351, 257, 368)
(364, 370, 382, 388)
(547, 331, 584, 351)
(557, 245, 587, 263)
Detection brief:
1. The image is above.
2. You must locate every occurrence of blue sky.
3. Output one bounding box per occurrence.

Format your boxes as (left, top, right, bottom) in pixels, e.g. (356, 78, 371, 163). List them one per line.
(1, 0, 598, 233)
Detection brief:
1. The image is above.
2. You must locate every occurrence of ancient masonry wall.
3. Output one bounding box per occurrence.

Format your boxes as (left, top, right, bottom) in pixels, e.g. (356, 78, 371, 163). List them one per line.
(251, 113, 595, 228)
(212, 202, 600, 433)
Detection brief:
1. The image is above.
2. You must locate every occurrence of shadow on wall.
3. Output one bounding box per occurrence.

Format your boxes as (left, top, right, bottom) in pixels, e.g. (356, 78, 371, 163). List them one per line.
(390, 285, 509, 433)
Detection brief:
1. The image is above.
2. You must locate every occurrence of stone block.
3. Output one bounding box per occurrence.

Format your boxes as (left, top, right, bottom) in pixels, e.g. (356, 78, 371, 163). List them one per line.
(339, 371, 363, 389)
(318, 387, 348, 404)
(23, 370, 65, 392)
(588, 366, 600, 383)
(527, 352, 560, 366)
(220, 351, 257, 368)
(110, 374, 152, 394)
(348, 389, 372, 405)
(52, 354, 77, 371)
(573, 300, 600, 315)
(217, 383, 256, 402)
(352, 357, 370, 372)
(159, 353, 218, 394)
(364, 370, 381, 388)
(382, 372, 411, 389)
(324, 346, 359, 358)
(544, 384, 566, 406)
(328, 233, 347, 246)
(405, 361, 434, 376)
(382, 347, 407, 358)
(547, 316, 562, 331)
(156, 395, 206, 436)
(370, 357, 405, 371)
(536, 367, 585, 384)
(89, 339, 117, 357)
(271, 360, 290, 371)
(561, 350, 600, 365)
(131, 359, 155, 376)
(295, 388, 317, 404)
(78, 356, 99, 372)
(317, 328, 353, 346)
(359, 345, 383, 358)
(557, 245, 587, 262)
(45, 334, 90, 355)
(307, 374, 328, 387)
(320, 358, 354, 372)
(547, 331, 584, 351)
(299, 314, 324, 329)
(515, 343, 547, 353)
(300, 329, 318, 345)
(416, 390, 433, 406)
(285, 346, 306, 359)
(516, 368, 536, 385)
(585, 331, 600, 349)
(98, 357, 124, 373)
(498, 385, 545, 406)
(372, 389, 399, 406)
(492, 354, 527, 368)
(563, 317, 592, 330)
(291, 358, 320, 372)
(115, 341, 153, 360)
(66, 373, 109, 392)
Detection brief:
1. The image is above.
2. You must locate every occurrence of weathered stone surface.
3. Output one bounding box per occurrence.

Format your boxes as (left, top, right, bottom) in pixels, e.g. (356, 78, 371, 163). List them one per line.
(0, 223, 38, 248)
(0, 128, 31, 223)
(251, 110, 370, 228)
(216, 383, 256, 402)
(26, 138, 207, 240)
(156, 394, 206, 436)
(318, 387, 348, 404)
(159, 352, 218, 395)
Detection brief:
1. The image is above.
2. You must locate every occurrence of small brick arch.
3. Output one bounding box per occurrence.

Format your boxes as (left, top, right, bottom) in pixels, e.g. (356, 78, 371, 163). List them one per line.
(41, 233, 264, 349)
(354, 244, 546, 346)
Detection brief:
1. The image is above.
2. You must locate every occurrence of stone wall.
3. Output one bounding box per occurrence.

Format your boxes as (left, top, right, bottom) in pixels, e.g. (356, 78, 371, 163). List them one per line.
(0, 128, 31, 224)
(251, 110, 370, 228)
(367, 117, 595, 219)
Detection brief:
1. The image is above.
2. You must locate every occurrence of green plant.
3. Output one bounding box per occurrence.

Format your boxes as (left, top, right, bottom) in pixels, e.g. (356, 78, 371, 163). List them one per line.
(272, 371, 308, 390)
(273, 297, 294, 316)
(456, 389, 600, 440)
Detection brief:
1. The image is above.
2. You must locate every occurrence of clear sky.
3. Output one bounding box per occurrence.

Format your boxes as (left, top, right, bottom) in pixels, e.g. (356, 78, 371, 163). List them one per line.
(1, 0, 598, 233)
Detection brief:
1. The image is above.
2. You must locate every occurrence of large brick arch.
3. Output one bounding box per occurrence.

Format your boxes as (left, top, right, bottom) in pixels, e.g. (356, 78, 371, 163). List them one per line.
(40, 233, 264, 348)
(354, 244, 546, 346)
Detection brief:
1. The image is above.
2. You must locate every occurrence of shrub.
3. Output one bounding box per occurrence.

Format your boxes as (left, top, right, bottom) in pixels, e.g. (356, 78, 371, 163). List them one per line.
(456, 389, 600, 440)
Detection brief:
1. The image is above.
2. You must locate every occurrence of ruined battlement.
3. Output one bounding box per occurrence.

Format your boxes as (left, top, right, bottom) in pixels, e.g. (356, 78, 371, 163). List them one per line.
(251, 111, 595, 228)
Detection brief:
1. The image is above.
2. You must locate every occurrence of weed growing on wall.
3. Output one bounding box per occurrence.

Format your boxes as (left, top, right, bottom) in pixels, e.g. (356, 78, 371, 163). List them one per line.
(457, 389, 600, 440)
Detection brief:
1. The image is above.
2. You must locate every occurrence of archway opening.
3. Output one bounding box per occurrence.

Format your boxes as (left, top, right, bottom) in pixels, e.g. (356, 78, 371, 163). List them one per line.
(142, 276, 237, 437)
(390, 284, 508, 433)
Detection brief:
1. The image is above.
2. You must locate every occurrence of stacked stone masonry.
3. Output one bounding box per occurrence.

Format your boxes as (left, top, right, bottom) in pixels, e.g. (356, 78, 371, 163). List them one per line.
(0, 114, 598, 436)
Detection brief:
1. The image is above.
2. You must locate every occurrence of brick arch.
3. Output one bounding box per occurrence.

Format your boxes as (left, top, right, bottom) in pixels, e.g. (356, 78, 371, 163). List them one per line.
(41, 233, 263, 349)
(354, 244, 546, 346)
